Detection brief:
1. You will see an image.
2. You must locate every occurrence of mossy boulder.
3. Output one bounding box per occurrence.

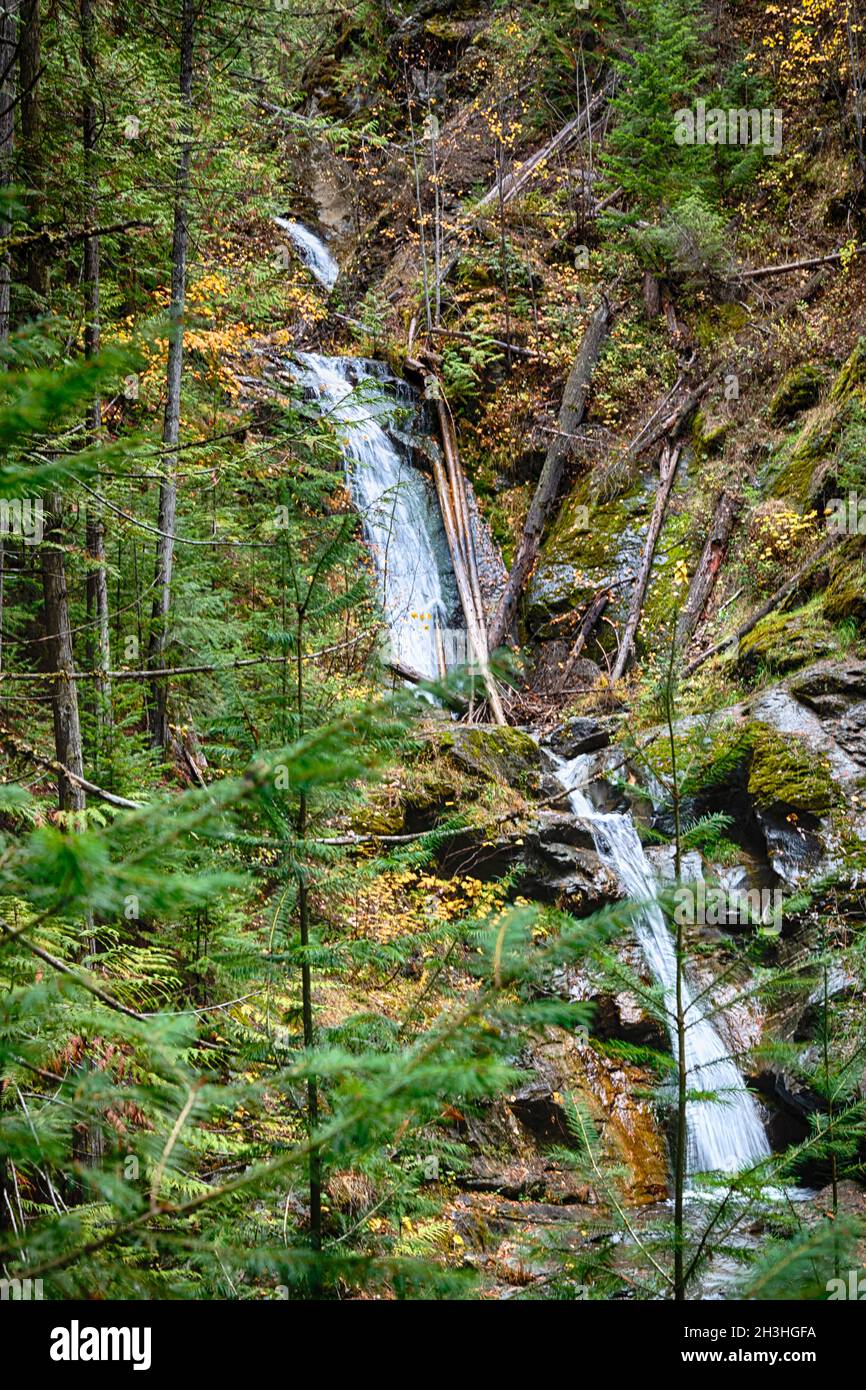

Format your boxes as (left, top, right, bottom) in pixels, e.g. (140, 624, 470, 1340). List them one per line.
(822, 540, 866, 625)
(769, 401, 847, 506)
(736, 604, 838, 675)
(830, 336, 866, 403)
(768, 364, 823, 426)
(444, 725, 541, 793)
(745, 720, 839, 815)
(526, 476, 648, 640)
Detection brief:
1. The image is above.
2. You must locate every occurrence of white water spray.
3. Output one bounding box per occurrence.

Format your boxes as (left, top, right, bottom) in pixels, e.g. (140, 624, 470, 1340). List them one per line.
(555, 754, 771, 1176)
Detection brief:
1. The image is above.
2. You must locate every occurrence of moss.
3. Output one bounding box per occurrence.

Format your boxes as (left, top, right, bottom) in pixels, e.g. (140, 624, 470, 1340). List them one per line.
(445, 725, 541, 793)
(691, 410, 730, 461)
(691, 301, 749, 352)
(822, 540, 866, 625)
(768, 364, 823, 426)
(737, 603, 839, 674)
(526, 474, 647, 641)
(745, 721, 838, 814)
(830, 336, 866, 403)
(769, 401, 847, 506)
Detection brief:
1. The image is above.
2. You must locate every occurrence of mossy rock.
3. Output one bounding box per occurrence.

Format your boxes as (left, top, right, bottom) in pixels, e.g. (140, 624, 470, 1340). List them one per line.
(822, 540, 866, 624)
(769, 401, 847, 506)
(443, 725, 541, 793)
(745, 720, 838, 814)
(737, 605, 839, 674)
(830, 337, 866, 403)
(768, 364, 823, 426)
(526, 475, 648, 640)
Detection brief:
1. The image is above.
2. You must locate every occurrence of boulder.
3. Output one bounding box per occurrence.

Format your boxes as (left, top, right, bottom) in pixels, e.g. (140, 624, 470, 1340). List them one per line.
(543, 715, 614, 761)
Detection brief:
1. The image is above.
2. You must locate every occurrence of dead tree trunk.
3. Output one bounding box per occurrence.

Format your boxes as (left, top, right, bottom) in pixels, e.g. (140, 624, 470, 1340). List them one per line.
(148, 0, 194, 748)
(426, 379, 506, 724)
(41, 496, 86, 814)
(684, 530, 843, 677)
(475, 81, 613, 211)
(676, 490, 741, 648)
(81, 0, 111, 767)
(0, 0, 16, 344)
(558, 588, 609, 690)
(611, 441, 681, 682)
(18, 0, 46, 304)
(488, 295, 611, 652)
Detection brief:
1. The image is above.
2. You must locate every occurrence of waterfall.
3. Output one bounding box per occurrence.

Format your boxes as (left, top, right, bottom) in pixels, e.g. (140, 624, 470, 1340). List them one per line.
(554, 754, 771, 1177)
(274, 217, 339, 291)
(291, 353, 464, 679)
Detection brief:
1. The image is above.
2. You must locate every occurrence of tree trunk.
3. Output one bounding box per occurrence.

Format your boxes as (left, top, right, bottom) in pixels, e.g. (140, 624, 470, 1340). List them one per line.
(18, 0, 47, 305)
(676, 490, 741, 648)
(429, 384, 506, 723)
(488, 295, 611, 652)
(80, 0, 111, 767)
(611, 441, 681, 682)
(41, 495, 86, 813)
(0, 0, 16, 343)
(148, 0, 194, 748)
(557, 588, 609, 690)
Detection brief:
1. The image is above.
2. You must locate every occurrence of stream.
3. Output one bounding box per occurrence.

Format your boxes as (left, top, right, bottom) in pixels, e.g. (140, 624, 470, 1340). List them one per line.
(554, 753, 772, 1176)
(289, 220, 772, 1179)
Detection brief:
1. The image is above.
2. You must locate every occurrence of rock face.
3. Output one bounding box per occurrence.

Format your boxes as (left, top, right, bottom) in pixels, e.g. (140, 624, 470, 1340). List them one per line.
(445, 725, 541, 794)
(519, 812, 620, 915)
(460, 1027, 668, 1207)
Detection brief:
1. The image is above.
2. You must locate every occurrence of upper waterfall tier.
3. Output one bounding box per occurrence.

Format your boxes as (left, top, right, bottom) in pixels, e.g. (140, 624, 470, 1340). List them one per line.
(274, 217, 340, 291)
(291, 353, 463, 680)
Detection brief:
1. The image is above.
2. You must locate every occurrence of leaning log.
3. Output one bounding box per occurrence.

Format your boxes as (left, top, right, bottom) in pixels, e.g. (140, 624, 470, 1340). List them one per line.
(610, 441, 681, 682)
(558, 588, 610, 691)
(474, 80, 614, 212)
(487, 294, 612, 652)
(676, 490, 742, 647)
(407, 356, 507, 723)
(684, 530, 843, 677)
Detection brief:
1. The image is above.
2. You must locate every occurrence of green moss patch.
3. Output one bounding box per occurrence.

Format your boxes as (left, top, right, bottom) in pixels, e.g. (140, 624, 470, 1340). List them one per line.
(768, 364, 823, 426)
(737, 603, 840, 674)
(746, 720, 839, 815)
(822, 540, 866, 625)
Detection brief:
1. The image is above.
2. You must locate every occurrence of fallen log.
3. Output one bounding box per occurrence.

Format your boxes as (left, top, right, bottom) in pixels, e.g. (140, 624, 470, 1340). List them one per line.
(474, 81, 614, 212)
(683, 530, 842, 677)
(735, 245, 866, 281)
(487, 294, 612, 652)
(610, 440, 681, 682)
(406, 356, 506, 723)
(558, 588, 610, 690)
(676, 490, 742, 647)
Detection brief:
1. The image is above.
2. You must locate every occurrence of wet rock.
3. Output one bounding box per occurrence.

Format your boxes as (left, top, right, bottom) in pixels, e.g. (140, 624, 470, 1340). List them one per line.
(520, 816, 620, 914)
(543, 716, 614, 761)
(788, 657, 866, 719)
(458, 1028, 668, 1207)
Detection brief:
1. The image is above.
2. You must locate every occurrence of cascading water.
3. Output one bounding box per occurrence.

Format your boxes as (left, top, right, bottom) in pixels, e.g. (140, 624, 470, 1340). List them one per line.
(274, 216, 340, 291)
(554, 753, 771, 1177)
(292, 352, 464, 679)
